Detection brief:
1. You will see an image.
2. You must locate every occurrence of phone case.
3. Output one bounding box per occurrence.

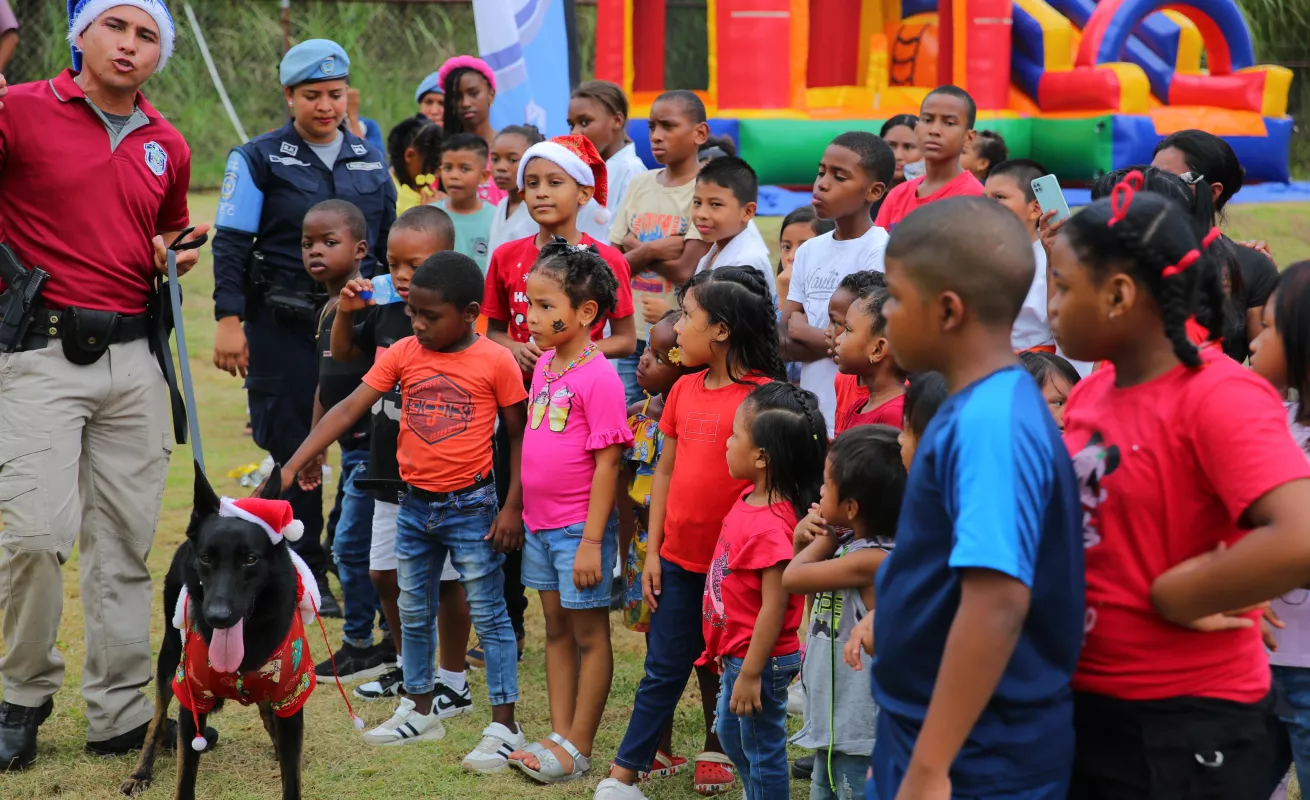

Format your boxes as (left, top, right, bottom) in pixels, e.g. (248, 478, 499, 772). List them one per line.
(1031, 175, 1072, 222)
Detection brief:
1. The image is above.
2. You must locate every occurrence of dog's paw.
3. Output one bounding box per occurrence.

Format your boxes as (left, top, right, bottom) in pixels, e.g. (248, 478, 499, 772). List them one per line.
(119, 775, 152, 797)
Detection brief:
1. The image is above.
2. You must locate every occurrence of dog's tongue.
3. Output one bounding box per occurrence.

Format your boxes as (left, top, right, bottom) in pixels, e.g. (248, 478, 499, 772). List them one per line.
(208, 619, 245, 673)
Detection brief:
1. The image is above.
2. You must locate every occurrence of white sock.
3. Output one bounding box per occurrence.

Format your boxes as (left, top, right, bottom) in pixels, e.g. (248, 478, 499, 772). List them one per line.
(438, 667, 467, 692)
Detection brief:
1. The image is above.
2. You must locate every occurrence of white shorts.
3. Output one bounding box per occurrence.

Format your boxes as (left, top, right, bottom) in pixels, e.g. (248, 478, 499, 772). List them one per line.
(370, 500, 459, 580)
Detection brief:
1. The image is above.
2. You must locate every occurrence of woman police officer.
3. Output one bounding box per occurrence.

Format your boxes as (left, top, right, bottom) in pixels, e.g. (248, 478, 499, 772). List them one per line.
(211, 39, 395, 602)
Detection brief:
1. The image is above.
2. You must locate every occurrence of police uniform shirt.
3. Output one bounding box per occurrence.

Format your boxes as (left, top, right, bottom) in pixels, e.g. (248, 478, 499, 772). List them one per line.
(211, 120, 396, 320)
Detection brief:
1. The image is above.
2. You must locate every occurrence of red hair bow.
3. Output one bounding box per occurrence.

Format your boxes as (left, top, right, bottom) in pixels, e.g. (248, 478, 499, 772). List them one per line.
(1162, 226, 1223, 278)
(1107, 170, 1145, 227)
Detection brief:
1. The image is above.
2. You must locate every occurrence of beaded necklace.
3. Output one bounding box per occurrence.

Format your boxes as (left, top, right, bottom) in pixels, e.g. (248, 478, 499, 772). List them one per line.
(542, 343, 597, 385)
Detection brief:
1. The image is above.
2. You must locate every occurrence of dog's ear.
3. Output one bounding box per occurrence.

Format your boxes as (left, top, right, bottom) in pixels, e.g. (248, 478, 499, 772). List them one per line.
(189, 460, 220, 538)
(255, 463, 283, 500)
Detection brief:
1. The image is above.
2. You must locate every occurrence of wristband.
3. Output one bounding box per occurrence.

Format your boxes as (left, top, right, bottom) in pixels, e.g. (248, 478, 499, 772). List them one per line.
(581, 537, 603, 545)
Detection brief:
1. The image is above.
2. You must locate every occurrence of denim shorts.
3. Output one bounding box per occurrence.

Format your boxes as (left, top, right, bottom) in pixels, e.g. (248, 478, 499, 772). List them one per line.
(522, 513, 619, 609)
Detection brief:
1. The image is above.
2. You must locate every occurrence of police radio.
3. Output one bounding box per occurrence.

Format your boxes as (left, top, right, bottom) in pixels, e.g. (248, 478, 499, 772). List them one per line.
(0, 244, 50, 353)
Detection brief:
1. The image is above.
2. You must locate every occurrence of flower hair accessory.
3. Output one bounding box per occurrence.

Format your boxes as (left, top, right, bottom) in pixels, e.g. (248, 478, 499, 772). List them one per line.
(667, 346, 684, 365)
(1107, 170, 1144, 228)
(437, 55, 496, 92)
(1162, 226, 1224, 278)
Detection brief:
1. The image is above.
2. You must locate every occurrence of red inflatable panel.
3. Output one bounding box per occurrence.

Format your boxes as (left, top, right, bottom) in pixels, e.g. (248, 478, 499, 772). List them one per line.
(1038, 68, 1123, 111)
(719, 0, 795, 108)
(1167, 71, 1266, 112)
(807, 0, 860, 88)
(633, 0, 666, 92)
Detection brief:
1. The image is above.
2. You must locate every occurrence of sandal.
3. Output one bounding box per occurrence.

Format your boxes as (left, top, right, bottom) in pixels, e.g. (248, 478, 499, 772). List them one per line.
(638, 750, 686, 781)
(693, 751, 736, 796)
(511, 732, 592, 784)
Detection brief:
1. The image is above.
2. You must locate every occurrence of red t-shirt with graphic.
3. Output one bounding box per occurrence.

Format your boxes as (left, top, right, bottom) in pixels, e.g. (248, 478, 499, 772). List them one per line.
(701, 495, 804, 666)
(659, 372, 770, 572)
(482, 234, 636, 347)
(362, 336, 528, 492)
(1063, 348, 1310, 703)
(874, 171, 984, 230)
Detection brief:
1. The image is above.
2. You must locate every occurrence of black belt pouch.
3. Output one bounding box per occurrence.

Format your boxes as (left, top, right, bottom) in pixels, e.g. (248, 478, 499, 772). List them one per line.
(61, 306, 119, 366)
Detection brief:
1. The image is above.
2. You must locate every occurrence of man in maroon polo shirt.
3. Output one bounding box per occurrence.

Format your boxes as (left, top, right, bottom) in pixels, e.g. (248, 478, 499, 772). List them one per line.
(0, 1, 209, 770)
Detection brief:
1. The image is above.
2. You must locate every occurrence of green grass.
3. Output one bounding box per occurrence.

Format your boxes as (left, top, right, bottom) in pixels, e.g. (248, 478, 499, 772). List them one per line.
(3, 195, 1310, 799)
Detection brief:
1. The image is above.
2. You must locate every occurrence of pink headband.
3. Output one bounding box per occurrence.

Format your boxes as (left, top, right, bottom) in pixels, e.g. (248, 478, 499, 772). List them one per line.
(437, 55, 496, 92)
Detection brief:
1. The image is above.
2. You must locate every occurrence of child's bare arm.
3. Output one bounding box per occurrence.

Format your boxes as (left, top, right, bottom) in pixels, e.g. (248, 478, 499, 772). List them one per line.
(901, 569, 1030, 796)
(574, 444, 624, 589)
(280, 384, 383, 486)
(729, 564, 790, 717)
(488, 401, 528, 553)
(596, 314, 638, 360)
(778, 299, 827, 362)
(647, 239, 711, 286)
(783, 542, 886, 595)
(642, 437, 677, 610)
(1153, 479, 1310, 623)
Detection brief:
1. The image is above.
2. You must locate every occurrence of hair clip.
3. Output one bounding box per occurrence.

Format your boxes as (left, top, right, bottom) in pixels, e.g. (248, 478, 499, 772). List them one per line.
(1180, 171, 1206, 187)
(1107, 170, 1144, 228)
(1201, 226, 1222, 248)
(567, 243, 599, 255)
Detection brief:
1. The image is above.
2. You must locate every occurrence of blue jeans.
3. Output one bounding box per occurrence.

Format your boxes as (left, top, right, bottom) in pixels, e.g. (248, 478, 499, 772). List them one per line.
(614, 557, 709, 772)
(717, 652, 802, 800)
(522, 514, 619, 609)
(332, 448, 378, 648)
(614, 345, 645, 406)
(1275, 665, 1310, 790)
(395, 484, 518, 704)
(810, 749, 869, 800)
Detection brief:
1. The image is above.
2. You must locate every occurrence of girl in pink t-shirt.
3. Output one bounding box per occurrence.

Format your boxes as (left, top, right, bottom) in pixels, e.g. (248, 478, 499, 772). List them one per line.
(510, 239, 634, 784)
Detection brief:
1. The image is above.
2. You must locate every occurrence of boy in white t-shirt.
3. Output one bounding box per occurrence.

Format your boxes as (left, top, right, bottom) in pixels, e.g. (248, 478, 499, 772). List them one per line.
(690, 156, 777, 302)
(982, 159, 1056, 352)
(781, 132, 894, 437)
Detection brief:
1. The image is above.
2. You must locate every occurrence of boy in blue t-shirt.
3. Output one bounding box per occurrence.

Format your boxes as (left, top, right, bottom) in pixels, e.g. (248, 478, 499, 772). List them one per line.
(872, 197, 1083, 799)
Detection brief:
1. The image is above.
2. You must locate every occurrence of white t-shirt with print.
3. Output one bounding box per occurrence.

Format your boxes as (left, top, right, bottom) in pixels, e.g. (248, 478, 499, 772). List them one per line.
(785, 226, 890, 437)
(1011, 239, 1055, 351)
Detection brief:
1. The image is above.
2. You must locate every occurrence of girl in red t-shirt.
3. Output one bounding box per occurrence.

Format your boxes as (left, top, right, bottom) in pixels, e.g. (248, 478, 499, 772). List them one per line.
(702, 382, 827, 797)
(833, 272, 906, 435)
(1051, 171, 1310, 798)
(596, 266, 786, 800)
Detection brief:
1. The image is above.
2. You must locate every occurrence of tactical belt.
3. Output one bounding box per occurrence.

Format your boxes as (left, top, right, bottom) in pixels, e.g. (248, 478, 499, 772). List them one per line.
(22, 305, 150, 352)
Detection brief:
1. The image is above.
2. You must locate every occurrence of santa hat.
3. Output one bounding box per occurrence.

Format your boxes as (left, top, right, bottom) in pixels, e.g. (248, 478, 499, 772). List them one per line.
(517, 135, 611, 226)
(219, 497, 304, 545)
(68, 0, 176, 73)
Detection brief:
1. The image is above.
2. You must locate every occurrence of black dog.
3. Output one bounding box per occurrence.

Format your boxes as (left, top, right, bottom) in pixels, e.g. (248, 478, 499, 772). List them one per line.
(121, 463, 306, 800)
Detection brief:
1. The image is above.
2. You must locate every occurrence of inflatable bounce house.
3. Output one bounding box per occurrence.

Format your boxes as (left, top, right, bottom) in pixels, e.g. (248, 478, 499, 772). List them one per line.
(592, 0, 1293, 185)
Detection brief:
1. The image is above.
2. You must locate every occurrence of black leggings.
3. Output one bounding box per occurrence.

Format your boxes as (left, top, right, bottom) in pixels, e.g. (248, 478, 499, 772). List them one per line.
(494, 416, 527, 639)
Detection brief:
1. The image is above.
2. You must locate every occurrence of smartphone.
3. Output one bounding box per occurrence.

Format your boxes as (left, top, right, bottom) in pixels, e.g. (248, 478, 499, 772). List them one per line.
(1031, 174, 1072, 223)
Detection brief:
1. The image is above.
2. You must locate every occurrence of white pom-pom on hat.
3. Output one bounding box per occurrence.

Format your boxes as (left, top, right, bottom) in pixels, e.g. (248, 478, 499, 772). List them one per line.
(219, 497, 304, 546)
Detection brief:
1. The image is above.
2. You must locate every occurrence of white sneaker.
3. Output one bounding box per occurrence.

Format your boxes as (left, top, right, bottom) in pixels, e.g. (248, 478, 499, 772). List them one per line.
(362, 697, 446, 745)
(461, 721, 526, 773)
(786, 680, 805, 716)
(594, 777, 651, 799)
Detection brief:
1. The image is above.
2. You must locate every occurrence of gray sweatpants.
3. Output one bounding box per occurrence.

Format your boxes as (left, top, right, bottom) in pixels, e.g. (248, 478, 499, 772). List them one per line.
(0, 337, 171, 740)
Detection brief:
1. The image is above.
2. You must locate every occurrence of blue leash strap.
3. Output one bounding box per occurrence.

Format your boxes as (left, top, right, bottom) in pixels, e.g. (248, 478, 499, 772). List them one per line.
(166, 229, 208, 475)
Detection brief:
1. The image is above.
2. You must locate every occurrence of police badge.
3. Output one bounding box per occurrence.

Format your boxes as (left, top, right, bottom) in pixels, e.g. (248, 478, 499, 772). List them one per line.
(144, 141, 168, 177)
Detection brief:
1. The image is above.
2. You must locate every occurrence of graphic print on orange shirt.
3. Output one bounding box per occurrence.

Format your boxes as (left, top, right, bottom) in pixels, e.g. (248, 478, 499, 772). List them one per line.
(631, 212, 689, 294)
(405, 374, 475, 445)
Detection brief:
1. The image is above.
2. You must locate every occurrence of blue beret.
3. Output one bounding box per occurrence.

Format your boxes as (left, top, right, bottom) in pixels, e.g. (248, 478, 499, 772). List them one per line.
(280, 39, 349, 87)
(414, 72, 443, 103)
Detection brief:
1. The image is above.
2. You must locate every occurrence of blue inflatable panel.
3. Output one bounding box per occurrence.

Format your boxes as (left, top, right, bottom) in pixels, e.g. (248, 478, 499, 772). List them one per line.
(627, 118, 740, 170)
(1012, 48, 1044, 101)
(1096, 0, 1255, 73)
(1133, 13, 1183, 66)
(1043, 0, 1174, 99)
(1112, 114, 1290, 184)
(901, 0, 936, 18)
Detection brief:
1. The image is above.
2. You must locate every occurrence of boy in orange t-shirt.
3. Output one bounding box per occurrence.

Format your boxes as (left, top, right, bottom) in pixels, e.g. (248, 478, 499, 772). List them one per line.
(281, 252, 530, 771)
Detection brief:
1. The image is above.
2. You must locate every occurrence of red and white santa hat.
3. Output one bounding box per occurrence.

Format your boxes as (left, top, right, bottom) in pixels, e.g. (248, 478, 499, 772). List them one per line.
(517, 134, 611, 226)
(219, 497, 304, 544)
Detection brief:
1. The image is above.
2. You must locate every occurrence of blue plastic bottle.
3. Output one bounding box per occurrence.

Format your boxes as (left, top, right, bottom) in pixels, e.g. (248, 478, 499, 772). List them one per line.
(367, 274, 403, 304)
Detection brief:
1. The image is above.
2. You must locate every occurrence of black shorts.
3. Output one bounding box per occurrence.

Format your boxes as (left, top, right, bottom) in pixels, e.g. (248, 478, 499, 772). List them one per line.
(1069, 690, 1275, 800)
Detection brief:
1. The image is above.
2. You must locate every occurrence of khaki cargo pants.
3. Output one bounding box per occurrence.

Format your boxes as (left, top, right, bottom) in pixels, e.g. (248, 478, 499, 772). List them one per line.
(0, 338, 171, 741)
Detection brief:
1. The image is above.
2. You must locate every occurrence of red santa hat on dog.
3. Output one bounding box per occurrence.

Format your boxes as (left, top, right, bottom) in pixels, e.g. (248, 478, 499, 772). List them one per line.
(517, 134, 610, 226)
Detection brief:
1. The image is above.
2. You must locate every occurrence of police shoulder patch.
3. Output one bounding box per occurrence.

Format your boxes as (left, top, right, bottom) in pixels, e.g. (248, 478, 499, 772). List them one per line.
(280, 141, 299, 157)
(144, 141, 168, 177)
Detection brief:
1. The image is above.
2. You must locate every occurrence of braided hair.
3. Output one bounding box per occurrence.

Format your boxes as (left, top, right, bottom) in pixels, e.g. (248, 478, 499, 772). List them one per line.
(1063, 172, 1227, 368)
(678, 266, 787, 383)
(529, 237, 619, 323)
(850, 272, 892, 333)
(742, 382, 829, 522)
(441, 67, 494, 137)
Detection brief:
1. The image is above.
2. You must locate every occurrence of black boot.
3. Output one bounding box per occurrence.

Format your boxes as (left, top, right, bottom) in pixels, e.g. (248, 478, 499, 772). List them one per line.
(86, 718, 219, 756)
(316, 575, 342, 619)
(792, 754, 814, 780)
(0, 699, 52, 772)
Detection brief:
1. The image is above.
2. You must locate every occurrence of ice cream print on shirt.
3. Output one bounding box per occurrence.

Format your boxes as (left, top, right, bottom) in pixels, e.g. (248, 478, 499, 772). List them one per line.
(1071, 431, 1120, 550)
(530, 384, 575, 433)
